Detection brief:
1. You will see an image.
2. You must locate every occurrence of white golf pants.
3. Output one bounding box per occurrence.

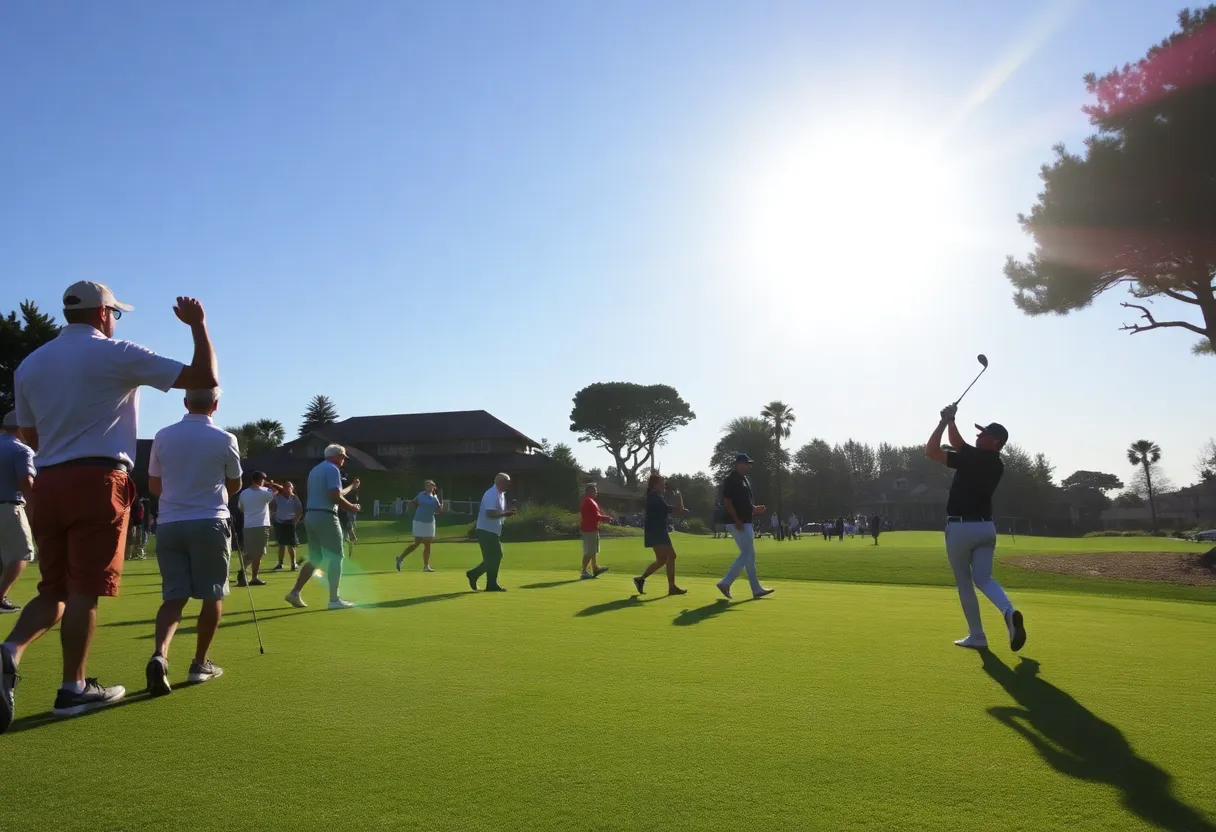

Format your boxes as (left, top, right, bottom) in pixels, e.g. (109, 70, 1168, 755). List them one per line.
(945, 520, 1013, 639)
(723, 524, 764, 594)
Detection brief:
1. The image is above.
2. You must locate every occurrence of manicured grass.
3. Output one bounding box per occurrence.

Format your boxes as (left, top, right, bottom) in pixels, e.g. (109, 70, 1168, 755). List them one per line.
(3, 528, 1214, 831)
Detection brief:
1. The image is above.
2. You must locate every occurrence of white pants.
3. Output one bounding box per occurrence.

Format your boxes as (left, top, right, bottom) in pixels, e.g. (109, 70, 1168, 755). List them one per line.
(945, 520, 1013, 639)
(723, 524, 763, 594)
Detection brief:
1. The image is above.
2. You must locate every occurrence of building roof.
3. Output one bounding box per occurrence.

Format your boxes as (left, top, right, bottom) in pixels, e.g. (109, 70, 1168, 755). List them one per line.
(316, 410, 540, 447)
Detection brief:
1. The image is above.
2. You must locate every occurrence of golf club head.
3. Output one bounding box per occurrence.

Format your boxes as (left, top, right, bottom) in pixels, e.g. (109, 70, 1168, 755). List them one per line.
(977, 354, 989, 368)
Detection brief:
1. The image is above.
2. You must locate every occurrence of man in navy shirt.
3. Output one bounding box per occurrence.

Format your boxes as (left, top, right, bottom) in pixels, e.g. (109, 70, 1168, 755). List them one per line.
(926, 404, 1026, 652)
(716, 454, 775, 600)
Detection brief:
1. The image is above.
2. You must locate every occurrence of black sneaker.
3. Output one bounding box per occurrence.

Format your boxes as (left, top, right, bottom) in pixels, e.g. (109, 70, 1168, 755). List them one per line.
(592, 567, 610, 577)
(52, 678, 126, 717)
(272, 564, 283, 571)
(187, 660, 224, 684)
(632, 576, 645, 595)
(0, 597, 20, 614)
(485, 585, 507, 592)
(235, 572, 247, 587)
(249, 578, 267, 587)
(0, 646, 18, 734)
(146, 656, 171, 697)
(1007, 609, 1027, 652)
(466, 571, 479, 592)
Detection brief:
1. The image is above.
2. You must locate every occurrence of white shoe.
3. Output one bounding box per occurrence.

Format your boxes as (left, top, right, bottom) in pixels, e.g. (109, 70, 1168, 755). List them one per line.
(284, 592, 306, 609)
(423, 565, 435, 573)
(953, 635, 988, 650)
(328, 598, 355, 610)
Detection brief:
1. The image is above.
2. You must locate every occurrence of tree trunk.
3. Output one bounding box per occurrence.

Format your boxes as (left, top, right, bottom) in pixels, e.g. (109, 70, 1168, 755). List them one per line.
(774, 437, 784, 522)
(1143, 461, 1157, 531)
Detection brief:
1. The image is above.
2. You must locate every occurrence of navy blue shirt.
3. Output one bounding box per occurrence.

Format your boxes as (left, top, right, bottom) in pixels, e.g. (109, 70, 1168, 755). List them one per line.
(644, 492, 671, 539)
(721, 471, 754, 524)
(946, 444, 1004, 518)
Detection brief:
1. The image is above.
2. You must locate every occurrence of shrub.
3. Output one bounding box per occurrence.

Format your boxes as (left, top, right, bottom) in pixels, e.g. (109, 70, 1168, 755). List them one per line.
(684, 518, 711, 535)
(1083, 530, 1151, 538)
(460, 504, 635, 543)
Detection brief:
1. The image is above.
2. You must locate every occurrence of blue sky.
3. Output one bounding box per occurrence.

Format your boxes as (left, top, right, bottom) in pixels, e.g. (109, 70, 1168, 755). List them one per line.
(2, 1, 1211, 492)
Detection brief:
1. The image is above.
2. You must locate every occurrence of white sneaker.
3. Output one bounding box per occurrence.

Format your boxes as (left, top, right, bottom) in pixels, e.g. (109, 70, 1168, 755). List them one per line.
(953, 635, 988, 650)
(284, 592, 306, 609)
(423, 565, 435, 573)
(328, 598, 355, 610)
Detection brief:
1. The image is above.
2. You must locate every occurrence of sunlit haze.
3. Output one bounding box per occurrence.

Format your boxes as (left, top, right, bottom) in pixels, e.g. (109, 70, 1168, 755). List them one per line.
(1, 0, 1210, 489)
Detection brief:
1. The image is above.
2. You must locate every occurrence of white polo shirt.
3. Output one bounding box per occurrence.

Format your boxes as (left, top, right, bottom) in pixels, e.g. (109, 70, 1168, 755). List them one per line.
(14, 324, 184, 468)
(476, 484, 506, 535)
(149, 414, 242, 526)
(239, 486, 276, 529)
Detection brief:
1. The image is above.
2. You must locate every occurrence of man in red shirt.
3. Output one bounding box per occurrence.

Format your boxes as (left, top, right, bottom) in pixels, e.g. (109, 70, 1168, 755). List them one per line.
(579, 484, 614, 580)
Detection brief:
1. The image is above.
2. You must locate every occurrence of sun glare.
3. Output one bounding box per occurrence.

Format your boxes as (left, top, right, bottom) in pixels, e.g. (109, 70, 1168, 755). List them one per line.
(725, 119, 963, 309)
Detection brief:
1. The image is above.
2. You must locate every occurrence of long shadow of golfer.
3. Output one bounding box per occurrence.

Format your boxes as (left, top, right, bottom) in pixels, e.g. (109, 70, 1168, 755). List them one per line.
(5, 689, 179, 735)
(980, 651, 1216, 832)
(672, 598, 746, 627)
(520, 579, 583, 590)
(575, 596, 662, 617)
(359, 591, 469, 611)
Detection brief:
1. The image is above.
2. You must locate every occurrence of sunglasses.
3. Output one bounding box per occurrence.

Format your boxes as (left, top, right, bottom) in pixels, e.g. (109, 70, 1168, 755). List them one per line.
(107, 306, 123, 320)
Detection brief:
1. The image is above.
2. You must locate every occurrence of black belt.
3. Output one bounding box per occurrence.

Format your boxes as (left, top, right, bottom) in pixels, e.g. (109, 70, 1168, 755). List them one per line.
(306, 509, 337, 515)
(41, 457, 131, 473)
(946, 516, 993, 523)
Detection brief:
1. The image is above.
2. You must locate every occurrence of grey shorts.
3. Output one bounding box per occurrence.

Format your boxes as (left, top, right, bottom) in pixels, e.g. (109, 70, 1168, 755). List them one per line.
(243, 525, 270, 558)
(305, 511, 345, 563)
(0, 504, 35, 567)
(155, 518, 231, 601)
(581, 531, 600, 557)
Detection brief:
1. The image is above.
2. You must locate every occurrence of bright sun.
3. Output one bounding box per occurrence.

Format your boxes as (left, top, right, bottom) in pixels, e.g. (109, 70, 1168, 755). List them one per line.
(726, 119, 962, 306)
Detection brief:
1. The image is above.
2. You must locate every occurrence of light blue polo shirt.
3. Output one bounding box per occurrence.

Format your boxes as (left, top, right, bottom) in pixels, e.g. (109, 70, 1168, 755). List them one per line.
(0, 433, 35, 504)
(307, 460, 342, 512)
(413, 492, 441, 523)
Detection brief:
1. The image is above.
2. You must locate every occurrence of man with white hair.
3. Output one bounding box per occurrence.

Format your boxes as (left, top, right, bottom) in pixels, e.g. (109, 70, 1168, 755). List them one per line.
(145, 388, 242, 696)
(467, 473, 517, 592)
(2, 284, 216, 733)
(0, 411, 36, 613)
(284, 444, 360, 609)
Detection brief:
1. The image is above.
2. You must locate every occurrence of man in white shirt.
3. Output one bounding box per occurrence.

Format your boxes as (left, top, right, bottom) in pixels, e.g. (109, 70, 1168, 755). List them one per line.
(787, 513, 800, 540)
(466, 473, 517, 592)
(236, 472, 283, 587)
(1, 283, 217, 733)
(285, 445, 361, 609)
(770, 512, 781, 541)
(145, 388, 242, 696)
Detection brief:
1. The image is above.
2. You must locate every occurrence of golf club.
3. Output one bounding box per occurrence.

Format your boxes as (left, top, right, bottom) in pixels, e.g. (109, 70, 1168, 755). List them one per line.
(953, 354, 989, 406)
(232, 545, 266, 655)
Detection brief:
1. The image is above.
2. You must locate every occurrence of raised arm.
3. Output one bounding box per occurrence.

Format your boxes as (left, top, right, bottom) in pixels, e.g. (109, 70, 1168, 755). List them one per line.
(925, 404, 957, 465)
(169, 298, 219, 390)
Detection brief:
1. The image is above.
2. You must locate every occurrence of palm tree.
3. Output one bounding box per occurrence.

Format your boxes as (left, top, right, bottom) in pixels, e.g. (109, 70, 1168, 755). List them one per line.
(760, 401, 796, 522)
(1126, 439, 1162, 531)
(227, 419, 287, 458)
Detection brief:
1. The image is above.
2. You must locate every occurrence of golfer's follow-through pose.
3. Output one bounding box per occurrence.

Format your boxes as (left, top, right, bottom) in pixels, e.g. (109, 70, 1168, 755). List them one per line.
(926, 404, 1026, 652)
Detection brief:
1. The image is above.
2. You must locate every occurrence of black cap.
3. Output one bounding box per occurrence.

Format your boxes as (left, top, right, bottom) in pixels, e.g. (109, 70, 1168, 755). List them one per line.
(734, 453, 755, 464)
(976, 423, 1009, 444)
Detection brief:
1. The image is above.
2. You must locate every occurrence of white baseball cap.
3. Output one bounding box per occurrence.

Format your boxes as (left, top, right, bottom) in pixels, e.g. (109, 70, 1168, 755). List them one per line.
(63, 281, 134, 313)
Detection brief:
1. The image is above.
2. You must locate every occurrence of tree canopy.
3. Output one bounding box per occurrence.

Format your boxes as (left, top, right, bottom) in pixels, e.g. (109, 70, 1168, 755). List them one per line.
(1061, 470, 1124, 492)
(569, 382, 694, 487)
(0, 301, 60, 413)
(299, 395, 340, 436)
(1004, 7, 1216, 354)
(227, 420, 287, 458)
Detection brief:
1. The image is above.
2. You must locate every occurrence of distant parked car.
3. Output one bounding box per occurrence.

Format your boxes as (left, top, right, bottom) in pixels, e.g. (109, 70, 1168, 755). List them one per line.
(1194, 529, 1216, 542)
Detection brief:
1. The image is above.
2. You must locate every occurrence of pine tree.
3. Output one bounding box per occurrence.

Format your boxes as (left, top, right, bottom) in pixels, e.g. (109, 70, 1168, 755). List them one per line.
(1, 302, 61, 413)
(299, 395, 339, 436)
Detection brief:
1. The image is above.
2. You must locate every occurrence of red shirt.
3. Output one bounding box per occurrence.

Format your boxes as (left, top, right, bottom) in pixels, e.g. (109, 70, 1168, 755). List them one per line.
(580, 496, 606, 533)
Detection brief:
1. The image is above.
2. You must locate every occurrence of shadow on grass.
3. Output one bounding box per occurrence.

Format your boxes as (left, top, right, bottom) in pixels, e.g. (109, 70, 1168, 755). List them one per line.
(672, 598, 752, 626)
(520, 579, 583, 590)
(5, 688, 180, 735)
(574, 596, 663, 617)
(981, 651, 1216, 832)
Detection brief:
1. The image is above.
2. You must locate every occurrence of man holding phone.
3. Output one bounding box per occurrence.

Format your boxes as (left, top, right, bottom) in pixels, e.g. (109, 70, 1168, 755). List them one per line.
(717, 454, 775, 600)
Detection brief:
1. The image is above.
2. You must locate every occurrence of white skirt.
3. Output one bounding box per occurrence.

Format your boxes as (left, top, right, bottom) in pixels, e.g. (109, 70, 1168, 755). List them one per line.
(413, 519, 437, 539)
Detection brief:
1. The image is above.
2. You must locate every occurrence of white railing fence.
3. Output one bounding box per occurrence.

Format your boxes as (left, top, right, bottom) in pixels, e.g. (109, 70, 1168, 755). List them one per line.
(372, 499, 479, 518)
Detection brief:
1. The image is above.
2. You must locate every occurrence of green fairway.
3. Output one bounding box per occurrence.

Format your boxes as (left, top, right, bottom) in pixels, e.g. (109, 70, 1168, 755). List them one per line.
(3, 527, 1214, 831)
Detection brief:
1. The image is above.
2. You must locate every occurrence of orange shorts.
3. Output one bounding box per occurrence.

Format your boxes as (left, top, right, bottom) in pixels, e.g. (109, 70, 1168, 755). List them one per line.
(29, 465, 135, 598)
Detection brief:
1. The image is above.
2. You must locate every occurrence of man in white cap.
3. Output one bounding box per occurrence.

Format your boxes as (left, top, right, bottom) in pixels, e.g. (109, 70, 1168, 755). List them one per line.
(0, 411, 36, 613)
(0, 283, 217, 733)
(285, 444, 360, 609)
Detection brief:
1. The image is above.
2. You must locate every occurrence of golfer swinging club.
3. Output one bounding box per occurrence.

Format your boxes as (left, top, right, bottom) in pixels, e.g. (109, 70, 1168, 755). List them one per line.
(925, 404, 1026, 652)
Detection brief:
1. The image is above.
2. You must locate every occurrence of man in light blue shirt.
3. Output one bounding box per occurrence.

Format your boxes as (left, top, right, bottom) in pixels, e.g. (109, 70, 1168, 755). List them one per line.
(285, 444, 361, 610)
(0, 412, 36, 613)
(466, 473, 517, 592)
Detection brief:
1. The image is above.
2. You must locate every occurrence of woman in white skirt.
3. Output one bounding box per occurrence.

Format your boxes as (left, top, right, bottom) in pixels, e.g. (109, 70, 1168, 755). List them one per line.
(396, 480, 443, 572)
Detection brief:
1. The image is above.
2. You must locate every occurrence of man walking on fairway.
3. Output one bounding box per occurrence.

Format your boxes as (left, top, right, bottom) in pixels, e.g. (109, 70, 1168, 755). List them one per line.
(145, 388, 242, 695)
(578, 483, 613, 580)
(1, 285, 216, 732)
(0, 411, 36, 613)
(285, 446, 360, 609)
(716, 454, 775, 600)
(272, 481, 303, 571)
(926, 404, 1026, 652)
(871, 514, 882, 546)
(236, 472, 282, 586)
(467, 473, 516, 592)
